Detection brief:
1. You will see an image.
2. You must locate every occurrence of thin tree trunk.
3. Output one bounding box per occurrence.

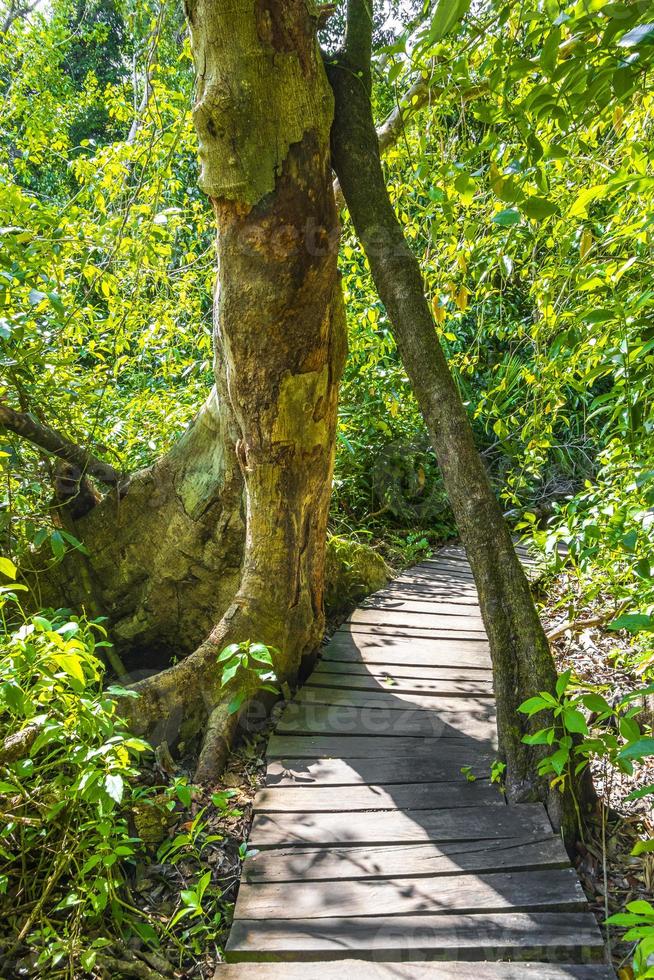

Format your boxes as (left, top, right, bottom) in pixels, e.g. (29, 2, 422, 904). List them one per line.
(327, 0, 593, 841)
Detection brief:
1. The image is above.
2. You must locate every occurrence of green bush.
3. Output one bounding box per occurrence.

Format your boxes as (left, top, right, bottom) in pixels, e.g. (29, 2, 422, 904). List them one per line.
(0, 559, 151, 974)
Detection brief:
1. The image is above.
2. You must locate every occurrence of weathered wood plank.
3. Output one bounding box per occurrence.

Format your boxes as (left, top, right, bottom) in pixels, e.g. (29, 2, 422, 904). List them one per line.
(275, 702, 496, 740)
(348, 609, 485, 630)
(311, 661, 494, 681)
(226, 911, 605, 962)
(249, 804, 551, 849)
(381, 582, 479, 600)
(323, 634, 491, 667)
(267, 733, 497, 759)
(217, 961, 614, 978)
(334, 623, 486, 644)
(296, 688, 495, 711)
(305, 670, 494, 697)
(361, 594, 482, 611)
(234, 868, 585, 919)
(395, 567, 476, 583)
(265, 753, 495, 787)
(242, 836, 570, 883)
(255, 779, 500, 813)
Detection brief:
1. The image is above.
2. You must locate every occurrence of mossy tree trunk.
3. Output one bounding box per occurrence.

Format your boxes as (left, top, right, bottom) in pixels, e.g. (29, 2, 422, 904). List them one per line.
(21, 0, 346, 778)
(129, 0, 345, 776)
(327, 0, 593, 840)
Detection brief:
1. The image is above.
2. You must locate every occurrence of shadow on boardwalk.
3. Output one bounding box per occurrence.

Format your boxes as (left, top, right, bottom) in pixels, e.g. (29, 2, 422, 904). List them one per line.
(224, 553, 608, 970)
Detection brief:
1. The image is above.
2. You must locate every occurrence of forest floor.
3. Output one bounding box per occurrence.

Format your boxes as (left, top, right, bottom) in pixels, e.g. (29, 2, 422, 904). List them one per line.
(120, 563, 653, 980)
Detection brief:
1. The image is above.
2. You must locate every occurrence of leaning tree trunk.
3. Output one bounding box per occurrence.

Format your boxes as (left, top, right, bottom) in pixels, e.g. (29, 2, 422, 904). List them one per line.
(118, 0, 346, 777)
(326, 0, 593, 841)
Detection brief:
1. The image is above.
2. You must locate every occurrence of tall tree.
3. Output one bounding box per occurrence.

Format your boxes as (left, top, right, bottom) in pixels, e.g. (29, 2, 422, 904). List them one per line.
(326, 0, 593, 838)
(8, 0, 346, 778)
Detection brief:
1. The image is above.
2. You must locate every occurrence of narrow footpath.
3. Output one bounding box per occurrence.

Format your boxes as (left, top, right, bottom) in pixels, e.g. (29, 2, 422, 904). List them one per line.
(220, 544, 613, 977)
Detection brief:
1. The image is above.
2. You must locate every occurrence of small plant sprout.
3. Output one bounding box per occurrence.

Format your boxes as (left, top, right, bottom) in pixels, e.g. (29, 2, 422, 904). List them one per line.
(217, 641, 280, 715)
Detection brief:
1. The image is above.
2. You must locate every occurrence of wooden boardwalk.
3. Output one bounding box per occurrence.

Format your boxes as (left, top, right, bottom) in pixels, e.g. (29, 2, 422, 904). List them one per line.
(221, 545, 613, 977)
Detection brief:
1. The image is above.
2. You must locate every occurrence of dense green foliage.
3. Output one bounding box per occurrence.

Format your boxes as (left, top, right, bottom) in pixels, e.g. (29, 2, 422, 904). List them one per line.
(0, 562, 247, 976)
(2, 0, 654, 973)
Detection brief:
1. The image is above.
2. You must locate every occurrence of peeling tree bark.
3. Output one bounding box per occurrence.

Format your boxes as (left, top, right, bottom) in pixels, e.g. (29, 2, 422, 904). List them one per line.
(116, 0, 346, 777)
(327, 0, 594, 842)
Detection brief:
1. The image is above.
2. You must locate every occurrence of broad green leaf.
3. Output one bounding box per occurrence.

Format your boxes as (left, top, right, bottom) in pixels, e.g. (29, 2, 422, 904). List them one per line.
(608, 613, 654, 633)
(619, 738, 654, 761)
(0, 557, 17, 580)
(104, 773, 124, 804)
(492, 208, 520, 227)
(618, 23, 654, 47)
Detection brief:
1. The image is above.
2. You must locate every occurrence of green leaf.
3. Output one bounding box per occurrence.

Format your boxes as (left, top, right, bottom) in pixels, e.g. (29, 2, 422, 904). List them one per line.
(428, 0, 471, 42)
(249, 643, 273, 665)
(563, 707, 588, 735)
(581, 693, 612, 714)
(549, 746, 570, 775)
(625, 783, 654, 802)
(220, 662, 240, 687)
(627, 900, 654, 916)
(608, 613, 654, 633)
(0, 557, 17, 580)
(228, 691, 246, 715)
(104, 773, 124, 804)
(618, 23, 654, 47)
(556, 669, 571, 698)
(518, 695, 551, 715)
(217, 643, 241, 663)
(492, 208, 521, 227)
(50, 530, 66, 560)
(619, 738, 654, 761)
(54, 654, 85, 685)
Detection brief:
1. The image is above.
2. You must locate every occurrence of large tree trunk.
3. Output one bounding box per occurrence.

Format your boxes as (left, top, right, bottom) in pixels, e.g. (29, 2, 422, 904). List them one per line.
(116, 0, 346, 776)
(327, 0, 593, 841)
(22, 0, 345, 779)
(27, 385, 245, 669)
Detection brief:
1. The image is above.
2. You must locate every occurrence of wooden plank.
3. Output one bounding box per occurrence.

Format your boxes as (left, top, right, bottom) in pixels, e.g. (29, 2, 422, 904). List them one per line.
(305, 670, 493, 697)
(267, 733, 498, 759)
(296, 688, 495, 711)
(242, 835, 570, 883)
(395, 566, 476, 583)
(381, 582, 479, 600)
(225, 911, 605, 962)
(332, 629, 489, 646)
(361, 594, 482, 611)
(255, 779, 500, 813)
(265, 753, 495, 787)
(249, 804, 551, 849)
(323, 635, 491, 667)
(311, 661, 494, 681)
(275, 703, 496, 740)
(334, 623, 486, 644)
(218, 961, 615, 978)
(234, 868, 585, 919)
(348, 609, 485, 631)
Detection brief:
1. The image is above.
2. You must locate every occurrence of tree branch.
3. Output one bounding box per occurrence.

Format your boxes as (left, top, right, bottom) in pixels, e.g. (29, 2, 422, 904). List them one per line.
(1, 0, 38, 34)
(0, 403, 121, 487)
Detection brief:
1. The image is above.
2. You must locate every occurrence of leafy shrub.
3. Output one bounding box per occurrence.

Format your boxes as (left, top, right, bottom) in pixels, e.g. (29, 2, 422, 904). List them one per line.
(0, 559, 152, 974)
(324, 534, 392, 615)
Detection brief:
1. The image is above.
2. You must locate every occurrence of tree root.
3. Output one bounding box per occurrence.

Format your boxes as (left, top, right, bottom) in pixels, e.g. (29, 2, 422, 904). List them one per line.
(119, 600, 281, 784)
(194, 698, 241, 783)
